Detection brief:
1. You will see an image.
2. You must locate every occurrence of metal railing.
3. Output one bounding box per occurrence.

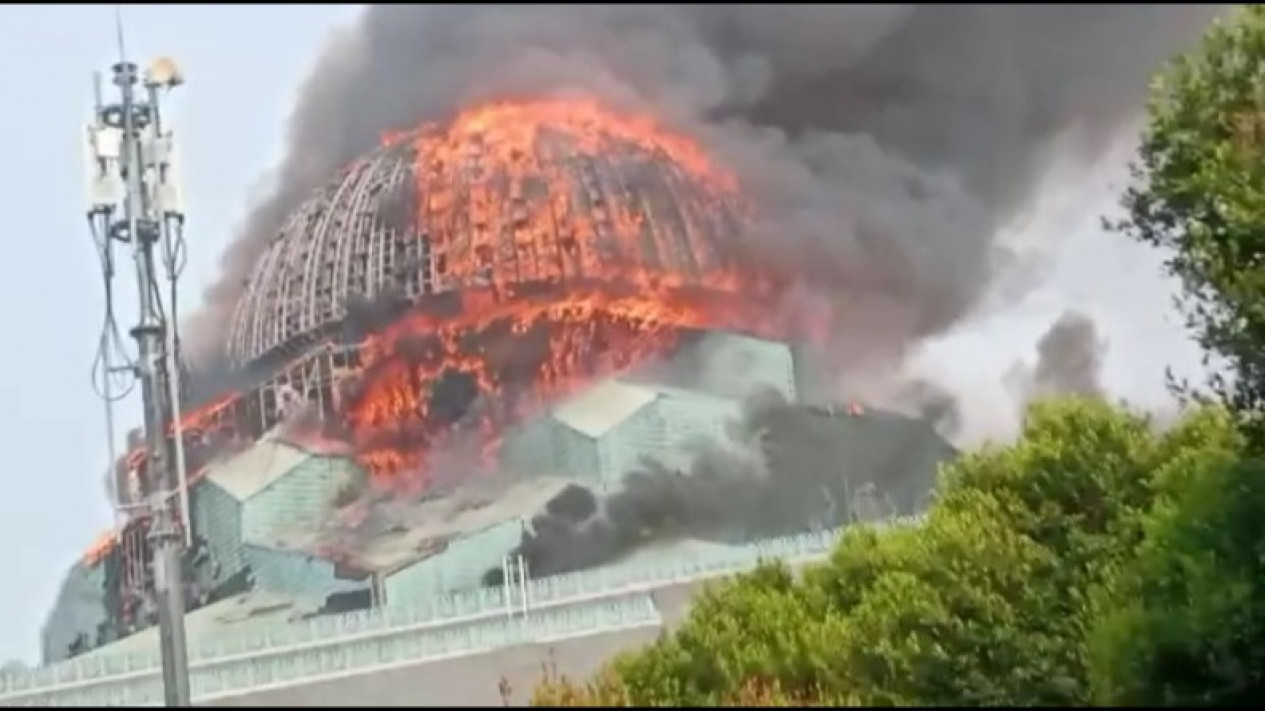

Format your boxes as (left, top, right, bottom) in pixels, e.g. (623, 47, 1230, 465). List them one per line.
(1, 517, 924, 705)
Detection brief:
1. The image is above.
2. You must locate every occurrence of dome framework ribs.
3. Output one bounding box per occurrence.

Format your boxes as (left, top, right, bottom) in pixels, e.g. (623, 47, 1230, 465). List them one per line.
(228, 145, 426, 366)
(209, 100, 789, 476)
(228, 106, 747, 369)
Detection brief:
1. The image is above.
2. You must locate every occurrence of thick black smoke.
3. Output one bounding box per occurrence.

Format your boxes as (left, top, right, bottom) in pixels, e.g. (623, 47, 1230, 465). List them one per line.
(184, 4, 1222, 373)
(486, 389, 957, 581)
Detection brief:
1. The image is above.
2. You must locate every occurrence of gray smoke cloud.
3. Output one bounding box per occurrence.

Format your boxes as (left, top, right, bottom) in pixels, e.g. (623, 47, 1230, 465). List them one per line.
(184, 4, 1221, 385)
(1033, 310, 1107, 398)
(1000, 308, 1108, 414)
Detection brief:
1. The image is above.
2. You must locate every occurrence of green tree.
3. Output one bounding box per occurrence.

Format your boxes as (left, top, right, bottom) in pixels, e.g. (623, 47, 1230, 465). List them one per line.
(533, 399, 1244, 707)
(1090, 452, 1265, 705)
(1081, 403, 1256, 706)
(1085, 9, 1265, 704)
(1111, 6, 1265, 446)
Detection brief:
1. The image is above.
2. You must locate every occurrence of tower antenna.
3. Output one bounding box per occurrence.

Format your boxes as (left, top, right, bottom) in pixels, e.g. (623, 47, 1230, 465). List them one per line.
(82, 27, 193, 705)
(113, 5, 127, 63)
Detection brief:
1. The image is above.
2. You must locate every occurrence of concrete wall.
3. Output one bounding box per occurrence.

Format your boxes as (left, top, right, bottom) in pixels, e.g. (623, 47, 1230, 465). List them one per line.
(14, 528, 850, 707)
(204, 581, 714, 708)
(201, 565, 820, 707)
(206, 625, 662, 707)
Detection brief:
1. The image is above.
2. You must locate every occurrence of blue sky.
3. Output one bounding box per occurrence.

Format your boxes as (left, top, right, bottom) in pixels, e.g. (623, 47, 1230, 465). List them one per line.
(0, 4, 1207, 665)
(0, 4, 359, 663)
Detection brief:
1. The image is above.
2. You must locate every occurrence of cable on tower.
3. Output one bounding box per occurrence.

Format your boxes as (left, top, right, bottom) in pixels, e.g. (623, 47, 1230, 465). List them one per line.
(88, 213, 137, 403)
(82, 32, 193, 705)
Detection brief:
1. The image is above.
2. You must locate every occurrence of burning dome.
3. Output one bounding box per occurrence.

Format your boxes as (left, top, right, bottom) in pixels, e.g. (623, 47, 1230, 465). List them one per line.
(209, 99, 833, 491)
(226, 99, 754, 367)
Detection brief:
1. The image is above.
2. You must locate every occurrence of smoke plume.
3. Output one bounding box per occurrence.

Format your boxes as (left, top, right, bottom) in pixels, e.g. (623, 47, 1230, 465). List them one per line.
(994, 309, 1108, 422)
(1032, 310, 1107, 398)
(183, 5, 1223, 370)
(486, 388, 954, 580)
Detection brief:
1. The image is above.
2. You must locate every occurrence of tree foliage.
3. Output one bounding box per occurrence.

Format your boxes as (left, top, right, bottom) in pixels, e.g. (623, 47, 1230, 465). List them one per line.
(1112, 6, 1265, 446)
(532, 400, 1247, 707)
(1081, 11, 1265, 701)
(1089, 453, 1265, 706)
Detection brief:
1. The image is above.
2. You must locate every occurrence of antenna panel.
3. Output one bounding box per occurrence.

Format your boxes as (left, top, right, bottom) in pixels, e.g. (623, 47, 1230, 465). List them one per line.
(83, 126, 123, 209)
(160, 134, 186, 215)
(93, 125, 123, 161)
(147, 133, 172, 167)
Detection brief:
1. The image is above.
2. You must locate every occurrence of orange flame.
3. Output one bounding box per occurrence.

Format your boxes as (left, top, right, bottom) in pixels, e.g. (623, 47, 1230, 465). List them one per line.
(82, 529, 118, 567)
(86, 97, 834, 558)
(343, 98, 825, 491)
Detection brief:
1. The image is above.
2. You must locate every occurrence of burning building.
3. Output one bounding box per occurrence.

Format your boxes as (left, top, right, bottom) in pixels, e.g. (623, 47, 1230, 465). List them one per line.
(40, 98, 953, 667)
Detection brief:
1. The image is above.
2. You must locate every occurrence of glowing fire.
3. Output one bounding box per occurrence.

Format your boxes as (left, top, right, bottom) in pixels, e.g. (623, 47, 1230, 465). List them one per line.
(82, 529, 117, 566)
(403, 97, 747, 292)
(344, 281, 822, 491)
(89, 97, 829, 560)
(344, 98, 821, 490)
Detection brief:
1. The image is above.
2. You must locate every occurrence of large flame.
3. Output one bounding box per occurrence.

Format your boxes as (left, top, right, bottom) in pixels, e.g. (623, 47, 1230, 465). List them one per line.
(342, 98, 820, 491)
(90, 97, 830, 559)
(407, 97, 746, 291)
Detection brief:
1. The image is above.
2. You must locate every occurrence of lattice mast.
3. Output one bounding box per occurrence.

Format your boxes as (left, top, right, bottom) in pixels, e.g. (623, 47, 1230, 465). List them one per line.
(82, 30, 193, 706)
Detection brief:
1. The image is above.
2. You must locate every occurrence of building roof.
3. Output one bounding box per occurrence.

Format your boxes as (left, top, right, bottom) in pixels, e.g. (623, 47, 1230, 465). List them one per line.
(80, 591, 322, 661)
(650, 383, 739, 406)
(275, 428, 357, 458)
(270, 475, 581, 576)
(203, 437, 314, 502)
(552, 380, 658, 438)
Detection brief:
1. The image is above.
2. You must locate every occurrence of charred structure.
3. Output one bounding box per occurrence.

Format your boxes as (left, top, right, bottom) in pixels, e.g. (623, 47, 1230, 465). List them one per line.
(182, 99, 818, 487)
(52, 98, 852, 664)
(28, 9, 1230, 701)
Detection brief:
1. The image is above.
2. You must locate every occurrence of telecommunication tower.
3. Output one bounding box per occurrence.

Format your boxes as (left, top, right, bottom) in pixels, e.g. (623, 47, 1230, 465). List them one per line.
(82, 42, 193, 707)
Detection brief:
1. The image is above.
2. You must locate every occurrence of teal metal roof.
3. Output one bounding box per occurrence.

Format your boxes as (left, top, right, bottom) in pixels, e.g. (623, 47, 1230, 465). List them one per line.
(552, 380, 658, 438)
(77, 591, 322, 662)
(269, 475, 578, 575)
(203, 438, 313, 501)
